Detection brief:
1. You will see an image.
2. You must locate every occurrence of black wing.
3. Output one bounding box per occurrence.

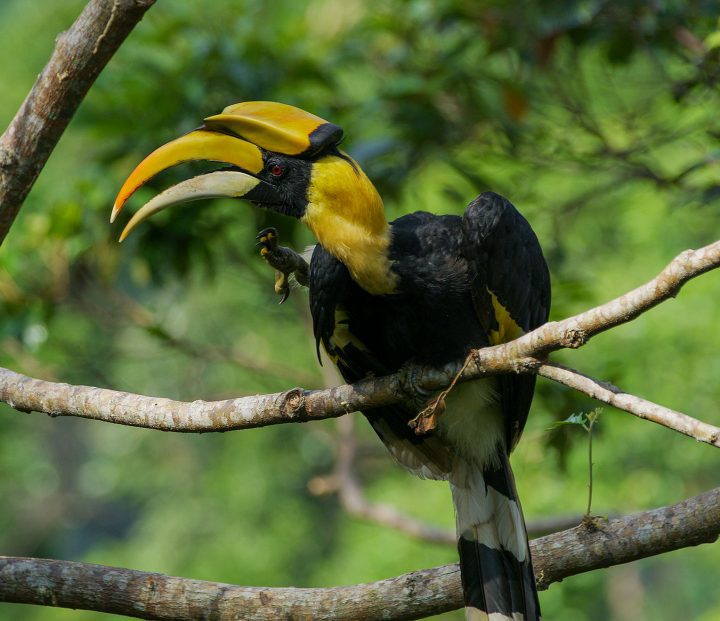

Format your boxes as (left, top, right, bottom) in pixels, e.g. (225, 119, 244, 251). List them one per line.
(462, 192, 551, 449)
(309, 244, 453, 480)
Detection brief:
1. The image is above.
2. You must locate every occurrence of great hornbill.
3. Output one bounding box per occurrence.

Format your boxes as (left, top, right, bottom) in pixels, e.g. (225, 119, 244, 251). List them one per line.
(113, 101, 550, 621)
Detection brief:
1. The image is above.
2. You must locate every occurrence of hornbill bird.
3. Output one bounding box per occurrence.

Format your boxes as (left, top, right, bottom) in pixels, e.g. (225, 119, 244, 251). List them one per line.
(113, 101, 550, 621)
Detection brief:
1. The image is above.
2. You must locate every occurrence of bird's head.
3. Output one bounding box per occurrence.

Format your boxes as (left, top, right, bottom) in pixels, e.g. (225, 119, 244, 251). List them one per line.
(112, 101, 395, 293)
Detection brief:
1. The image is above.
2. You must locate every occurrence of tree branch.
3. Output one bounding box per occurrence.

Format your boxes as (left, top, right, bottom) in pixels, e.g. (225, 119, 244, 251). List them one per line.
(1, 241, 718, 446)
(538, 362, 720, 446)
(0, 0, 157, 244)
(1, 488, 717, 620)
(109, 286, 321, 386)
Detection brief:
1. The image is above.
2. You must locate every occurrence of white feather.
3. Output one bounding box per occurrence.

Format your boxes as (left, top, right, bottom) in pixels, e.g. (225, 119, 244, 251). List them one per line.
(451, 456, 526, 561)
(438, 379, 504, 468)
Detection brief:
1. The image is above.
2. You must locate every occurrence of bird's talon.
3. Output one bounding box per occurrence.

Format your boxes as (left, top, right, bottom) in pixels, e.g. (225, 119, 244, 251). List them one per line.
(254, 226, 308, 302)
(255, 227, 278, 241)
(256, 227, 279, 259)
(274, 271, 287, 293)
(274, 271, 291, 303)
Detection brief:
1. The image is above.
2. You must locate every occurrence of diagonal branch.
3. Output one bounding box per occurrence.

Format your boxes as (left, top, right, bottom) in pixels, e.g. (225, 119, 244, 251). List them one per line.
(1, 241, 719, 446)
(110, 287, 321, 386)
(538, 362, 720, 446)
(1, 488, 717, 621)
(0, 0, 157, 245)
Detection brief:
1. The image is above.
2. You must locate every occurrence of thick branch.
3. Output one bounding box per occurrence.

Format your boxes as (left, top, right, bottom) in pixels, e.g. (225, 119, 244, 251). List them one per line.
(0, 242, 719, 446)
(1, 488, 717, 620)
(0, 366, 384, 431)
(0, 0, 156, 244)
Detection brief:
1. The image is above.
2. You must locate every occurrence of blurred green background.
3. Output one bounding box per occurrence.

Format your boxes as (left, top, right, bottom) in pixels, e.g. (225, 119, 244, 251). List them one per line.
(1, 1, 719, 619)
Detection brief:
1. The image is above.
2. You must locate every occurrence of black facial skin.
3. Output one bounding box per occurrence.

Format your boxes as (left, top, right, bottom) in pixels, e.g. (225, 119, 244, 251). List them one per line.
(255, 152, 313, 219)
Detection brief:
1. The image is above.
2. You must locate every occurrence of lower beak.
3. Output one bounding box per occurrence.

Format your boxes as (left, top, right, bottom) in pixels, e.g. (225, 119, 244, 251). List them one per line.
(112, 129, 280, 241)
(118, 170, 281, 242)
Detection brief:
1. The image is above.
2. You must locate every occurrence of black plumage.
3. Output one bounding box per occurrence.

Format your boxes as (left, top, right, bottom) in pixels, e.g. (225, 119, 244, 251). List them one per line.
(309, 191, 550, 620)
(310, 192, 550, 446)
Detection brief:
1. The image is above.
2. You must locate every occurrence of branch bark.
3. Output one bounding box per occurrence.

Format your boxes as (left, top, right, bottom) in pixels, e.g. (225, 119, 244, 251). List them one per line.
(538, 362, 720, 446)
(1, 488, 717, 620)
(1, 241, 718, 446)
(0, 0, 157, 244)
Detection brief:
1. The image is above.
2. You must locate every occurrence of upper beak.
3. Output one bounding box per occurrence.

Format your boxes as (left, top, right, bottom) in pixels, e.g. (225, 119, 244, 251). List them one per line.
(111, 128, 280, 241)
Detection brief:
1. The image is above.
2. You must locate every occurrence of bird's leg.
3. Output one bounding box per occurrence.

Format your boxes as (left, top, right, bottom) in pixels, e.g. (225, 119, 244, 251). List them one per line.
(256, 227, 309, 304)
(407, 353, 474, 435)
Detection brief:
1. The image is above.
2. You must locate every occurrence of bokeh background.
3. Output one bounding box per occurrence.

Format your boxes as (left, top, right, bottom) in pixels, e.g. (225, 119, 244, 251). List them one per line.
(1, 1, 719, 619)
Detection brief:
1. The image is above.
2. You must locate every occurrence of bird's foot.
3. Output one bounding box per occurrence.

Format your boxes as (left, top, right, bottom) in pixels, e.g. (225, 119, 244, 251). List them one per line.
(402, 363, 445, 436)
(405, 352, 475, 435)
(256, 227, 309, 304)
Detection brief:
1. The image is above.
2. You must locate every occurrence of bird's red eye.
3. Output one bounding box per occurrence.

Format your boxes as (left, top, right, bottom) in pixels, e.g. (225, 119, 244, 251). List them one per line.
(270, 164, 284, 177)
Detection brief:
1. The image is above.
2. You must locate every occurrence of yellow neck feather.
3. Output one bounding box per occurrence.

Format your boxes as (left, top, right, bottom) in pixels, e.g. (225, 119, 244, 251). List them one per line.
(302, 154, 397, 295)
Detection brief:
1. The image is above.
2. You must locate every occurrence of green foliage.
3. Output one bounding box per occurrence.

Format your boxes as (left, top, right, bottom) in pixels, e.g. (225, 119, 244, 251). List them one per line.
(1, 1, 719, 619)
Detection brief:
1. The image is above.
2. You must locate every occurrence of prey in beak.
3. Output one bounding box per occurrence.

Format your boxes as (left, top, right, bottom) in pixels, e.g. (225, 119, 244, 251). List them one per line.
(111, 101, 343, 241)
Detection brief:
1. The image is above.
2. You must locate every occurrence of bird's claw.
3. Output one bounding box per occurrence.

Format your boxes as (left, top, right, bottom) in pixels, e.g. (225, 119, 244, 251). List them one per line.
(256, 227, 290, 303)
(256, 227, 279, 253)
(274, 272, 290, 304)
(256, 227, 306, 304)
(401, 364, 446, 435)
(407, 354, 473, 435)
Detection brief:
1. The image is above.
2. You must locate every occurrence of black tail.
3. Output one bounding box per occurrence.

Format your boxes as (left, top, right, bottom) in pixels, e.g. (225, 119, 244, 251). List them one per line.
(450, 452, 540, 620)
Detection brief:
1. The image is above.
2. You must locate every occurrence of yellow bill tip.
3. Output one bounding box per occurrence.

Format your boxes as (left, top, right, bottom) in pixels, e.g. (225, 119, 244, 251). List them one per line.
(110, 130, 264, 229)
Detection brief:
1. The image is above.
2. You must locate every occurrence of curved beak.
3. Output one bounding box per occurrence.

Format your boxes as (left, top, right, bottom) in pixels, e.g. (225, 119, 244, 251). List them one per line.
(118, 171, 280, 242)
(112, 128, 280, 241)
